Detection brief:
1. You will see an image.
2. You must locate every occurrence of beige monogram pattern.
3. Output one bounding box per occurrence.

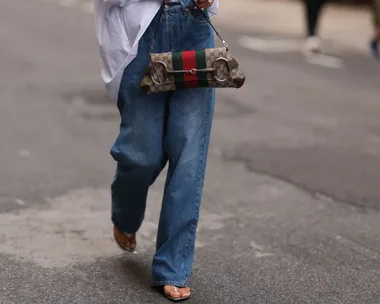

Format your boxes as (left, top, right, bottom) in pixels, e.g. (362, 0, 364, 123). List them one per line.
(205, 48, 246, 88)
(140, 51, 176, 94)
(140, 47, 245, 94)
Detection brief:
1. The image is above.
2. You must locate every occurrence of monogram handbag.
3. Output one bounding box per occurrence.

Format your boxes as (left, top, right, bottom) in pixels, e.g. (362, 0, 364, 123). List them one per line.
(140, 0, 246, 94)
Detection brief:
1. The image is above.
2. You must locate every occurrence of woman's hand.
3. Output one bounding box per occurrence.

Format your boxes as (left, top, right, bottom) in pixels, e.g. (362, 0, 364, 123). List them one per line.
(195, 0, 215, 9)
(164, 0, 215, 10)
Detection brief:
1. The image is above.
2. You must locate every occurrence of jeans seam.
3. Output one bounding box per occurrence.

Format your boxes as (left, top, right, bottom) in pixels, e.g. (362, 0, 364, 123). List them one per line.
(165, 11, 170, 52)
(180, 93, 211, 279)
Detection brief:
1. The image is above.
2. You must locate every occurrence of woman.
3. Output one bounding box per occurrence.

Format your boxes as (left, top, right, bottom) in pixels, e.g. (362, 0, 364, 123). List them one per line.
(304, 0, 326, 52)
(94, 0, 218, 300)
(370, 0, 380, 59)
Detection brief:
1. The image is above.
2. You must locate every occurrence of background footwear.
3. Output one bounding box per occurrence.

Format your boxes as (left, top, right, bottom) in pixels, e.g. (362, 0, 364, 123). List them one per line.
(305, 36, 322, 53)
(370, 39, 379, 60)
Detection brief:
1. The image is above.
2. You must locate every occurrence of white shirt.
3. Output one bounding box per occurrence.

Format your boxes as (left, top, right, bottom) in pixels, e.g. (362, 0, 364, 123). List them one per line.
(94, 0, 219, 101)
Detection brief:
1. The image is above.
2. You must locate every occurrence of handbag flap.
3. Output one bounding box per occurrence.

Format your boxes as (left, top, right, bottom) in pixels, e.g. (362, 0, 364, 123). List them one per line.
(141, 47, 245, 94)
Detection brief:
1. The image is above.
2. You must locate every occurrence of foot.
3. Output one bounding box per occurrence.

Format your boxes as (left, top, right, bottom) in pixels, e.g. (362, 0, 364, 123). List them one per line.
(305, 36, 322, 53)
(370, 39, 379, 60)
(113, 226, 137, 253)
(164, 286, 191, 301)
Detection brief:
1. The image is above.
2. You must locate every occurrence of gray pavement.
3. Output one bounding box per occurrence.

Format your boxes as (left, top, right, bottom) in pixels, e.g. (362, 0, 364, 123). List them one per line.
(1, 1, 380, 303)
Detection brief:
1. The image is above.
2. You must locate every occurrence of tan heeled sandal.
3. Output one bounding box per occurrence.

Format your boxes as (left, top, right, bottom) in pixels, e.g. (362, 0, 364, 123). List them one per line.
(113, 226, 137, 253)
(163, 286, 191, 302)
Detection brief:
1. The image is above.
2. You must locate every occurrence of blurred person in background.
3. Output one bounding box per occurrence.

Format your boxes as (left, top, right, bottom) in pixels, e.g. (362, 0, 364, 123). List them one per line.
(304, 0, 327, 52)
(370, 0, 380, 59)
(94, 0, 218, 301)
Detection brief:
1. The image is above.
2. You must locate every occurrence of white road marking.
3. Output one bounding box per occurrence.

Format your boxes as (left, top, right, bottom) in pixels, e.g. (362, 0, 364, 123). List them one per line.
(38, 0, 93, 13)
(238, 35, 344, 69)
(238, 35, 301, 53)
(305, 53, 344, 69)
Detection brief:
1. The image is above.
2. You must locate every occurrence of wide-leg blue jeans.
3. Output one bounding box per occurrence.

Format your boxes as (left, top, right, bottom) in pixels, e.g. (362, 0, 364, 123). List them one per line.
(110, 1, 216, 287)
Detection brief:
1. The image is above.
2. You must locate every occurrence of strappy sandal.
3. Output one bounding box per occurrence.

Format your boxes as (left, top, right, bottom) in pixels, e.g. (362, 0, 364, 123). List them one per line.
(113, 226, 137, 253)
(163, 285, 191, 302)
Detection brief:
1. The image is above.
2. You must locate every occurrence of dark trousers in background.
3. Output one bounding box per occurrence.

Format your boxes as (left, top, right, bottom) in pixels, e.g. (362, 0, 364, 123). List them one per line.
(305, 0, 327, 36)
(373, 0, 380, 29)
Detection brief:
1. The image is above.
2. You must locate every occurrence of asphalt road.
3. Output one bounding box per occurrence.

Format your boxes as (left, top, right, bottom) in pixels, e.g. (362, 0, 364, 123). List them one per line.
(1, 1, 380, 303)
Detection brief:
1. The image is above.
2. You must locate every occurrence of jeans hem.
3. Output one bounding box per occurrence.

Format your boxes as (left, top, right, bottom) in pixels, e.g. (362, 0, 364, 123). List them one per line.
(152, 280, 188, 287)
(112, 218, 138, 235)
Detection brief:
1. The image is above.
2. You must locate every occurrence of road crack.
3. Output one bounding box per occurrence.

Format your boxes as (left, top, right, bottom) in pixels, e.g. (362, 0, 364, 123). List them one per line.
(223, 152, 378, 212)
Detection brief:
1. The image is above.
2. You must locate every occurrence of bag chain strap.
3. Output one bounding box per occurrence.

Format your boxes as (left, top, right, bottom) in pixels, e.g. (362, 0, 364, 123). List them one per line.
(150, 0, 228, 54)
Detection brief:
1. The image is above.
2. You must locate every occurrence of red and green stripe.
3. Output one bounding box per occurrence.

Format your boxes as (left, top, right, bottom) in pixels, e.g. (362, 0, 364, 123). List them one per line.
(195, 50, 209, 87)
(172, 49, 208, 89)
(172, 51, 186, 89)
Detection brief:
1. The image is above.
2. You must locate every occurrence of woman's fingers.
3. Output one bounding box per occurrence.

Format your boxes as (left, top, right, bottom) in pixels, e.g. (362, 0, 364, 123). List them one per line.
(164, 0, 215, 9)
(196, 0, 214, 9)
(163, 0, 214, 9)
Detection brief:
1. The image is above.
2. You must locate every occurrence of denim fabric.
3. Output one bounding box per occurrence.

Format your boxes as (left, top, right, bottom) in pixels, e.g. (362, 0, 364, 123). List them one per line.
(110, 0, 215, 287)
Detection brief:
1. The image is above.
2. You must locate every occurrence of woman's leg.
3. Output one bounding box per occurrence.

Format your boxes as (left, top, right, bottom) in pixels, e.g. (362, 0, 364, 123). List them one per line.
(305, 0, 326, 37)
(370, 0, 380, 58)
(111, 11, 169, 235)
(304, 0, 326, 52)
(373, 0, 380, 40)
(152, 1, 216, 287)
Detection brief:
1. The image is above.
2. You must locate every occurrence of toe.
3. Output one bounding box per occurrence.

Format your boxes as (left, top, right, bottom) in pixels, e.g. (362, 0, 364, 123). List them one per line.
(171, 291, 181, 298)
(178, 287, 191, 297)
(164, 286, 182, 299)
